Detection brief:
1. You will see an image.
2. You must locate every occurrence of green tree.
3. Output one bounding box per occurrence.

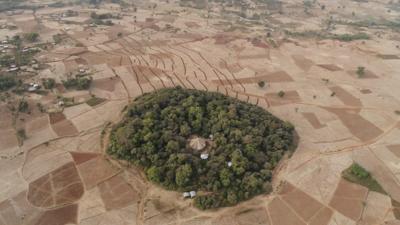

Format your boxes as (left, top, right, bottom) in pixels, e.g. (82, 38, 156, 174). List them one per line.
(147, 166, 162, 183)
(18, 100, 29, 113)
(42, 78, 55, 89)
(357, 66, 365, 78)
(24, 32, 39, 42)
(166, 140, 180, 153)
(175, 164, 192, 187)
(0, 76, 17, 91)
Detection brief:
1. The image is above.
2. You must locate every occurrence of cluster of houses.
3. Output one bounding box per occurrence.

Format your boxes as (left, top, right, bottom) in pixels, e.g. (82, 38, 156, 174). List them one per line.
(0, 40, 10, 53)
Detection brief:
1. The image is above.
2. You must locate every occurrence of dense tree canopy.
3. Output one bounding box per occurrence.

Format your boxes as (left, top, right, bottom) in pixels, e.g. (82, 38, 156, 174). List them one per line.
(108, 87, 295, 209)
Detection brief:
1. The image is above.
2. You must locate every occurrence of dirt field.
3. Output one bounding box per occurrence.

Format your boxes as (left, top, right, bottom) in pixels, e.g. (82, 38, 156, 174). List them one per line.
(1, 0, 400, 224)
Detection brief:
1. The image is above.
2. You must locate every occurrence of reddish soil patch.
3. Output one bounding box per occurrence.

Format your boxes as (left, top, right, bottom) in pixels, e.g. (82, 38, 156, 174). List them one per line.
(51, 119, 79, 137)
(309, 207, 333, 225)
(214, 71, 293, 86)
(328, 179, 367, 220)
(98, 174, 139, 211)
(92, 77, 118, 92)
(387, 144, 400, 158)
(268, 197, 306, 225)
(70, 151, 100, 165)
(185, 21, 201, 28)
(302, 112, 326, 129)
(376, 54, 400, 60)
(360, 89, 372, 94)
(324, 107, 383, 142)
(333, 178, 368, 199)
(34, 204, 78, 225)
(235, 208, 271, 225)
(330, 86, 362, 107)
(292, 55, 314, 71)
(250, 38, 269, 49)
(27, 162, 84, 208)
(281, 185, 324, 222)
(77, 156, 120, 189)
(266, 91, 301, 106)
(318, 64, 343, 71)
(214, 34, 240, 45)
(55, 84, 66, 93)
(278, 182, 296, 195)
(329, 197, 364, 221)
(49, 112, 66, 125)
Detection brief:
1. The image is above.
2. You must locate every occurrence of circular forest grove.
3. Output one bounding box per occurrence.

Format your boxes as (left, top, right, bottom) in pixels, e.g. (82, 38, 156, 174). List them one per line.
(108, 87, 295, 209)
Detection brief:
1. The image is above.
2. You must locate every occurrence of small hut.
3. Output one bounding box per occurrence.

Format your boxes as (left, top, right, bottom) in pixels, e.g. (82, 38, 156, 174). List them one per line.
(189, 137, 206, 151)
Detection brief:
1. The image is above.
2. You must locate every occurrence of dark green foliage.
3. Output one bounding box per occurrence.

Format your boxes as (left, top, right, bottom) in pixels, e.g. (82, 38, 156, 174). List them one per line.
(349, 163, 369, 178)
(86, 97, 106, 106)
(285, 30, 369, 42)
(0, 76, 17, 91)
(52, 34, 64, 44)
(62, 76, 92, 90)
(18, 99, 29, 113)
(16, 128, 27, 145)
(278, 90, 285, 97)
(342, 163, 386, 194)
(108, 87, 295, 209)
(23, 32, 39, 42)
(42, 78, 55, 89)
(0, 54, 15, 67)
(357, 66, 365, 77)
(333, 33, 370, 42)
(258, 81, 265, 88)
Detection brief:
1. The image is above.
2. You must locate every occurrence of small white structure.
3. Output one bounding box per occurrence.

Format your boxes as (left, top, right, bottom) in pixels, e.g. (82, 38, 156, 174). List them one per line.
(189, 191, 196, 198)
(28, 83, 40, 92)
(183, 192, 190, 198)
(58, 101, 65, 106)
(28, 86, 36, 92)
(209, 134, 214, 140)
(7, 67, 18, 72)
(32, 64, 39, 70)
(189, 137, 206, 151)
(200, 153, 209, 160)
(79, 68, 86, 73)
(227, 161, 232, 167)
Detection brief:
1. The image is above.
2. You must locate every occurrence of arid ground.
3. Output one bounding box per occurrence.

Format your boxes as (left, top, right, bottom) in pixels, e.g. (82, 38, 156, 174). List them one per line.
(1, 0, 400, 224)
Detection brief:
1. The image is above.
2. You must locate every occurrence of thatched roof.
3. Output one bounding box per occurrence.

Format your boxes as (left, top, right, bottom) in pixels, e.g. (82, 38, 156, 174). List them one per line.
(189, 137, 206, 151)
